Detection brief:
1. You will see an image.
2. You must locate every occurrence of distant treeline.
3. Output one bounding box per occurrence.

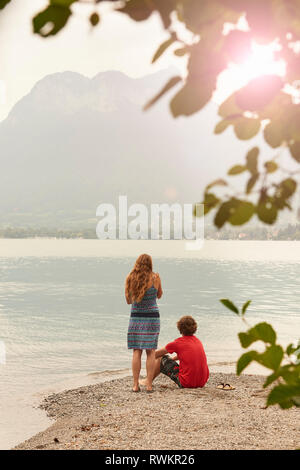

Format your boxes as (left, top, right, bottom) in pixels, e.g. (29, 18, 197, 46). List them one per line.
(206, 223, 300, 241)
(1, 224, 300, 240)
(0, 227, 97, 239)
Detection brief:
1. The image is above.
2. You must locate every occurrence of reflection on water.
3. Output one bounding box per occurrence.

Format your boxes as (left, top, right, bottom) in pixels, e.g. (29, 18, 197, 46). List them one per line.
(0, 241, 299, 448)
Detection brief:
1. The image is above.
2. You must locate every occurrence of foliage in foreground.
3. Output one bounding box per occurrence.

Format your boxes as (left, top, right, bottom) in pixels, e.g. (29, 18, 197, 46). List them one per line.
(220, 298, 300, 409)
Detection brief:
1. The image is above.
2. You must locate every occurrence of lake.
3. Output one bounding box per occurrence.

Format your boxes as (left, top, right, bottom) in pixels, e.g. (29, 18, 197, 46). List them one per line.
(0, 239, 299, 449)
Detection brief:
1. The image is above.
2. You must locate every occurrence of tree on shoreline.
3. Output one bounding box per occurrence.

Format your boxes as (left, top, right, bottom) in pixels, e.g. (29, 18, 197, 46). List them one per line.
(1, 0, 299, 409)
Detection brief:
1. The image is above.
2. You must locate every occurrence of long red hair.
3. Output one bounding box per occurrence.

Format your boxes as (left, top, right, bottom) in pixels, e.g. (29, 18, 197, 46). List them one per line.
(126, 254, 153, 303)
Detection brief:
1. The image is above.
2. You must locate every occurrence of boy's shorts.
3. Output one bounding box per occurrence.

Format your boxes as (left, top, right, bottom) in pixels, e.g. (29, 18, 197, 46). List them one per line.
(160, 355, 183, 388)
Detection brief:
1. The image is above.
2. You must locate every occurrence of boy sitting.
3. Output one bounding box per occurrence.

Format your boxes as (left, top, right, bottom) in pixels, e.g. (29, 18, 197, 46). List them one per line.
(140, 315, 209, 389)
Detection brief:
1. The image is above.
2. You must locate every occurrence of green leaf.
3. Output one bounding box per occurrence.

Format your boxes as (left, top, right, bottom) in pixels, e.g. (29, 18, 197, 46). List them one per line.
(234, 118, 260, 140)
(174, 47, 190, 57)
(246, 174, 259, 194)
(155, 0, 175, 29)
(228, 165, 247, 175)
(214, 198, 240, 228)
(178, 0, 240, 35)
(117, 0, 153, 22)
(238, 332, 252, 348)
(263, 363, 300, 388)
(264, 364, 300, 389)
(237, 351, 258, 375)
(206, 179, 227, 190)
(50, 0, 76, 6)
(273, 179, 297, 211)
(152, 35, 176, 63)
(33, 3, 75, 36)
(237, 345, 284, 376)
(264, 120, 284, 148)
(242, 300, 251, 315)
(238, 322, 277, 348)
(257, 345, 284, 371)
(214, 119, 231, 134)
(171, 41, 223, 118)
(0, 0, 11, 9)
(257, 197, 278, 224)
(277, 178, 297, 199)
(246, 147, 259, 174)
(274, 364, 300, 385)
(170, 79, 213, 118)
(263, 370, 280, 388)
(286, 343, 298, 356)
(235, 75, 283, 111)
(267, 383, 300, 408)
(238, 324, 276, 349)
(229, 201, 255, 226)
(89, 12, 100, 27)
(220, 298, 239, 314)
(218, 93, 241, 118)
(143, 76, 181, 111)
(264, 160, 278, 173)
(200, 193, 220, 216)
(289, 141, 300, 163)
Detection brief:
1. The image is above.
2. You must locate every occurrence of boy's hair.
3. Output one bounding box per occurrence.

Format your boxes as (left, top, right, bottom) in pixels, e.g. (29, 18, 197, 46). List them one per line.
(177, 316, 197, 336)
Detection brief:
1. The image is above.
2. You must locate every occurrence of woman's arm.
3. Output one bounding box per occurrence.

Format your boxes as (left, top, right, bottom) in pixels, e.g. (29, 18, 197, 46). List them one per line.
(154, 273, 163, 299)
(155, 347, 178, 362)
(155, 347, 168, 359)
(125, 275, 132, 304)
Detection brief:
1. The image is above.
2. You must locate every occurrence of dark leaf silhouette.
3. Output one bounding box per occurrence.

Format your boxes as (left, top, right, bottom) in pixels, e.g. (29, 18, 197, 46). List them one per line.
(235, 75, 283, 111)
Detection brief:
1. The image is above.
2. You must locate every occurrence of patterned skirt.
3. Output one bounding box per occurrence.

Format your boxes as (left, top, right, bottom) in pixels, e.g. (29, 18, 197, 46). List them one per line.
(127, 315, 160, 350)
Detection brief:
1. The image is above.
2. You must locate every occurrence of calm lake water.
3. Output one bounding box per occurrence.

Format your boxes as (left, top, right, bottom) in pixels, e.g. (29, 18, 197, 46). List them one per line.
(0, 239, 299, 448)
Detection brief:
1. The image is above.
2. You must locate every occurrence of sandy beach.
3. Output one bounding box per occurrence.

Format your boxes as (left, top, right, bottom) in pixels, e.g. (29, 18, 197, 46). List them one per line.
(15, 372, 299, 450)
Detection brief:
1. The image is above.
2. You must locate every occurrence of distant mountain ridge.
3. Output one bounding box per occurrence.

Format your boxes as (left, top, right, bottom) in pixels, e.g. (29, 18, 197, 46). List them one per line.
(6, 69, 179, 118)
(0, 68, 282, 229)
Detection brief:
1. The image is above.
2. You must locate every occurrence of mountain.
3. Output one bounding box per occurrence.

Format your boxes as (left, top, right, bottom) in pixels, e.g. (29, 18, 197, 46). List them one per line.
(0, 68, 278, 229)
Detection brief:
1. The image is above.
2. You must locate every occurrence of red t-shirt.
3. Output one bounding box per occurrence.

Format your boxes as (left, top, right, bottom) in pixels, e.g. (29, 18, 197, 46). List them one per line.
(165, 335, 209, 388)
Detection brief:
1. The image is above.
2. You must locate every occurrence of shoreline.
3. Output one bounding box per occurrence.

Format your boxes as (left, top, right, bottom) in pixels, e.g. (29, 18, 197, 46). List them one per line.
(14, 372, 299, 450)
(2, 239, 300, 262)
(1, 237, 300, 242)
(0, 368, 132, 450)
(3, 364, 235, 449)
(3, 363, 282, 450)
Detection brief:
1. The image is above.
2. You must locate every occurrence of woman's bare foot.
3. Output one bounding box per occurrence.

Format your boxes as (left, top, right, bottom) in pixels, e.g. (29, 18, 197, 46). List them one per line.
(146, 378, 153, 392)
(139, 377, 147, 387)
(139, 377, 153, 391)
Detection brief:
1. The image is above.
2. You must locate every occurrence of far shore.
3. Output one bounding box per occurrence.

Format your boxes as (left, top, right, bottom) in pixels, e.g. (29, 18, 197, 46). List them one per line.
(15, 372, 299, 450)
(1, 239, 300, 262)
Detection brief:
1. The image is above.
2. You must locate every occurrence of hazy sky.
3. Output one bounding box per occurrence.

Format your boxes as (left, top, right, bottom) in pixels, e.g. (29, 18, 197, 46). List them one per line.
(0, 1, 285, 122)
(0, 0, 177, 121)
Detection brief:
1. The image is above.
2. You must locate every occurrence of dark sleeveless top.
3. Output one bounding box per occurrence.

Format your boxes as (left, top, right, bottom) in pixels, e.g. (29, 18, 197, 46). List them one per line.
(130, 285, 159, 318)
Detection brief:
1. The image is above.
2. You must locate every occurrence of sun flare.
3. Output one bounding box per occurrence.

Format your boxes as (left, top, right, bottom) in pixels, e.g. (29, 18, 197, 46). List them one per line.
(236, 42, 285, 81)
(215, 41, 286, 104)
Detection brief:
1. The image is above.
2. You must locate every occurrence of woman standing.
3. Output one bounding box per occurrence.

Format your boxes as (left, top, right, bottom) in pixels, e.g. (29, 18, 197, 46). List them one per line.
(125, 254, 163, 393)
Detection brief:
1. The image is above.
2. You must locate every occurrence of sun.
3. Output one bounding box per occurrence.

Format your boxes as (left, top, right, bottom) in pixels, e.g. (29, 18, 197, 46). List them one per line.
(214, 41, 286, 104)
(236, 41, 286, 81)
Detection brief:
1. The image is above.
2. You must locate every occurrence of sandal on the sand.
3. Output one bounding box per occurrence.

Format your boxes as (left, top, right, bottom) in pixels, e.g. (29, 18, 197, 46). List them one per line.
(146, 389, 154, 394)
(216, 383, 225, 389)
(132, 387, 141, 393)
(216, 383, 235, 390)
(223, 383, 235, 390)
